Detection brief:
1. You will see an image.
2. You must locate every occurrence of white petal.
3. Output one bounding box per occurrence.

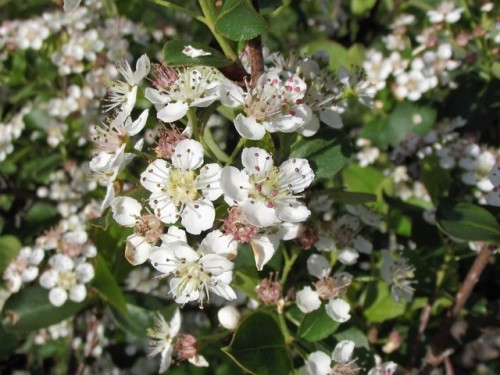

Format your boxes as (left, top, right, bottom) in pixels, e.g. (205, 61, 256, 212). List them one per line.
(250, 233, 279, 270)
(217, 305, 240, 330)
(315, 235, 335, 251)
(199, 254, 234, 275)
(305, 351, 332, 375)
(127, 109, 149, 136)
(197, 163, 223, 200)
(181, 199, 215, 234)
(69, 284, 87, 303)
(278, 158, 315, 193)
(160, 226, 187, 244)
(150, 192, 178, 224)
(275, 200, 311, 223)
(354, 235, 372, 254)
(172, 139, 204, 171)
(159, 344, 174, 373)
(325, 298, 351, 323)
(337, 249, 359, 265)
(220, 166, 251, 203)
(145, 88, 169, 106)
(277, 222, 303, 241)
(320, 108, 343, 128)
(170, 308, 182, 335)
(133, 54, 151, 84)
(489, 164, 500, 186)
(157, 101, 189, 123)
(111, 197, 141, 227)
(296, 286, 321, 313)
(242, 200, 278, 227)
(199, 230, 238, 259)
(210, 279, 237, 301)
(125, 235, 152, 265)
(188, 355, 209, 367)
(182, 45, 211, 57)
(241, 147, 274, 175)
(485, 188, 500, 206)
(298, 116, 320, 137)
(332, 340, 355, 363)
(219, 82, 244, 107)
(307, 254, 330, 279)
(49, 287, 68, 307)
(141, 159, 170, 192)
(234, 114, 266, 140)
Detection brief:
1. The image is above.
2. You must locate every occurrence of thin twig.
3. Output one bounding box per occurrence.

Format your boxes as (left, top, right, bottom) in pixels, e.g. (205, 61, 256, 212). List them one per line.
(246, 0, 264, 86)
(423, 244, 494, 372)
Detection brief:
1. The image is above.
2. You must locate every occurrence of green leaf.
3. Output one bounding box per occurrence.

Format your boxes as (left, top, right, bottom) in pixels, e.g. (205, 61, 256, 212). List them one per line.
(301, 40, 347, 71)
(163, 40, 233, 67)
(0, 324, 19, 359)
(386, 102, 437, 147)
(223, 311, 292, 375)
(351, 0, 377, 15)
(315, 190, 376, 204)
(347, 44, 366, 66)
(1, 286, 86, 333)
(233, 266, 259, 300)
(298, 304, 339, 342)
(436, 199, 500, 244)
(25, 202, 58, 223)
(215, 0, 268, 41)
(109, 292, 175, 338)
(420, 156, 451, 204)
(92, 254, 127, 312)
(0, 235, 22, 274)
(290, 129, 352, 179)
(362, 282, 406, 323)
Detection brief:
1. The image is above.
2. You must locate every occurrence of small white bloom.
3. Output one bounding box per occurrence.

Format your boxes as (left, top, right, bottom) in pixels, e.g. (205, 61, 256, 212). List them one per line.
(303, 351, 332, 375)
(217, 305, 241, 330)
(220, 147, 314, 228)
(296, 286, 321, 313)
(141, 139, 222, 234)
(332, 340, 355, 363)
(147, 310, 181, 373)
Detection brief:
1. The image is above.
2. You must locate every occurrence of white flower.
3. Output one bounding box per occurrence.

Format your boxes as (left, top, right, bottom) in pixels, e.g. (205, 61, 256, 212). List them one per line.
(220, 72, 311, 140)
(140, 139, 222, 234)
(427, 1, 464, 24)
(486, 164, 500, 206)
(149, 236, 236, 305)
(325, 298, 351, 323)
(105, 54, 150, 114)
(63, 0, 81, 12)
(147, 310, 181, 374)
(146, 66, 221, 123)
(368, 361, 398, 375)
(3, 246, 44, 293)
(303, 351, 332, 375)
(381, 250, 416, 303)
(92, 109, 149, 154)
(217, 305, 241, 330)
(220, 147, 314, 227)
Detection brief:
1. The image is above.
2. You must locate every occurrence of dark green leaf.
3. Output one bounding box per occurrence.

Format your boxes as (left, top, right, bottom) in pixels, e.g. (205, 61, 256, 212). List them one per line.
(0, 324, 19, 358)
(233, 266, 259, 300)
(223, 312, 292, 375)
(290, 129, 352, 179)
(0, 235, 22, 274)
(163, 40, 233, 67)
(362, 282, 405, 323)
(420, 156, 451, 204)
(436, 199, 500, 244)
(298, 304, 339, 342)
(25, 202, 58, 223)
(351, 0, 377, 15)
(315, 190, 376, 204)
(92, 254, 127, 312)
(1, 286, 86, 333)
(215, 0, 268, 41)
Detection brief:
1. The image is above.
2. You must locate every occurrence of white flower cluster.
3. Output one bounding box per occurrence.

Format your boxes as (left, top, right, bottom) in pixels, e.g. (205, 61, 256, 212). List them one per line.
(0, 106, 29, 161)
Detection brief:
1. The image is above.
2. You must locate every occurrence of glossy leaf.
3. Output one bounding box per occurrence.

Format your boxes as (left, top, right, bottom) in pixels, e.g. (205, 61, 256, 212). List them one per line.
(25, 202, 58, 223)
(301, 40, 347, 71)
(1, 286, 87, 333)
(298, 304, 340, 342)
(163, 40, 233, 67)
(215, 0, 268, 41)
(290, 129, 352, 179)
(362, 282, 405, 323)
(223, 312, 292, 375)
(92, 254, 128, 313)
(436, 199, 500, 244)
(351, 0, 377, 15)
(0, 235, 22, 274)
